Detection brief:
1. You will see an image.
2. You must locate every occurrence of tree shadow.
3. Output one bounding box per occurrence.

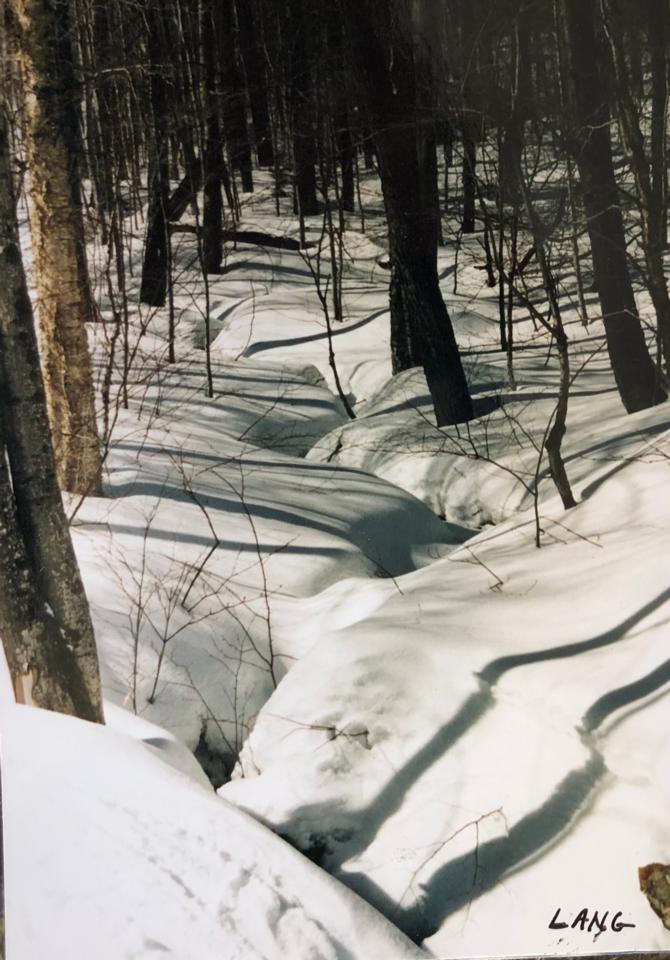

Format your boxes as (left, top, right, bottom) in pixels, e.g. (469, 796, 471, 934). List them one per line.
(567, 419, 670, 477)
(244, 308, 388, 357)
(110, 442, 373, 478)
(403, 653, 670, 942)
(399, 747, 607, 941)
(279, 588, 670, 939)
(339, 746, 605, 943)
(101, 521, 351, 559)
(480, 585, 670, 685)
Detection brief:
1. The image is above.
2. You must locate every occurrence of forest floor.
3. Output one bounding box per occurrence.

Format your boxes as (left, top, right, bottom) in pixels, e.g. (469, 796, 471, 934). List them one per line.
(3, 170, 670, 959)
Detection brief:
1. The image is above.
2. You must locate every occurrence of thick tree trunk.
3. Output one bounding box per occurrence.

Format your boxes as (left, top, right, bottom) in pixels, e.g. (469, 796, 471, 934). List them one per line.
(499, 11, 531, 208)
(0, 105, 104, 723)
(220, 0, 254, 194)
(457, 0, 481, 235)
(11, 0, 102, 496)
(443, 121, 454, 209)
(141, 159, 170, 305)
(235, 0, 274, 168)
(202, 138, 224, 275)
(288, 0, 319, 217)
(0, 438, 53, 709)
(556, 0, 665, 413)
(337, 117, 356, 214)
(599, 0, 670, 372)
(140, 0, 171, 306)
(201, 0, 224, 272)
(326, 13, 356, 214)
(344, 0, 473, 425)
(647, 0, 669, 249)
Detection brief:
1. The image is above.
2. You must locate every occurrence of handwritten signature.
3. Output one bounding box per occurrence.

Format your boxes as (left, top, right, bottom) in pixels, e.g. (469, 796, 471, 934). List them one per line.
(549, 908, 636, 935)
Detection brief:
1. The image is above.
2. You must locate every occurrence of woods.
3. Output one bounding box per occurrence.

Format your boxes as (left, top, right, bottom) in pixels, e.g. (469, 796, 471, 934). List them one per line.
(0, 0, 668, 711)
(3, 0, 666, 441)
(2, 1, 670, 957)
(0, 101, 103, 722)
(3, 0, 664, 436)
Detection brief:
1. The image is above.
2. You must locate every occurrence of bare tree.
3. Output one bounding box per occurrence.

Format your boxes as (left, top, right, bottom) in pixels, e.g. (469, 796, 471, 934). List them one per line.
(139, 0, 172, 306)
(342, 0, 474, 426)
(9, 0, 102, 495)
(0, 102, 104, 723)
(555, 0, 665, 413)
(599, 0, 670, 371)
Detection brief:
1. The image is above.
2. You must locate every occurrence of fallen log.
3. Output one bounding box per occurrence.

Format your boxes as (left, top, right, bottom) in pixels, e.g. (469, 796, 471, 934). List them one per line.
(220, 229, 314, 250)
(167, 224, 315, 251)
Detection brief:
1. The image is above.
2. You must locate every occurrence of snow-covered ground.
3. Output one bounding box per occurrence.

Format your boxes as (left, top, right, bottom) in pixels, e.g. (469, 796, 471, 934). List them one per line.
(3, 171, 670, 957)
(1, 700, 424, 959)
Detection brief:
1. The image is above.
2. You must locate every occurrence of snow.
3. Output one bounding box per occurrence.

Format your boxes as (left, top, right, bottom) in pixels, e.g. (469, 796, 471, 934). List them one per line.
(3, 168, 670, 957)
(73, 340, 459, 756)
(1, 702, 424, 959)
(209, 200, 670, 955)
(224, 459, 670, 955)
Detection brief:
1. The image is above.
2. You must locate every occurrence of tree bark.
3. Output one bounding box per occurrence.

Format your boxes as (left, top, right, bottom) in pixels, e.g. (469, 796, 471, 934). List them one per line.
(599, 0, 670, 372)
(556, 0, 665, 413)
(461, 123, 477, 234)
(201, 0, 224, 272)
(10, 0, 102, 495)
(140, 0, 171, 306)
(235, 0, 275, 167)
(516, 159, 576, 511)
(343, 0, 473, 425)
(0, 104, 104, 723)
(220, 0, 254, 194)
(337, 116, 356, 214)
(499, 9, 530, 208)
(457, 0, 481, 235)
(287, 0, 319, 217)
(647, 0, 669, 249)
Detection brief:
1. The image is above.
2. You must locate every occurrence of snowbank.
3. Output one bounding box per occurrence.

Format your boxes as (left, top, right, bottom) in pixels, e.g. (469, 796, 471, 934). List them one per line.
(223, 408, 670, 956)
(1, 701, 425, 959)
(74, 332, 462, 766)
(208, 222, 670, 955)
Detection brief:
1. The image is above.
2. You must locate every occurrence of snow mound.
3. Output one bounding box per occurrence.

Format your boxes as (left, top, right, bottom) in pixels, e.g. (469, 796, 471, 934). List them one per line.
(2, 702, 425, 960)
(73, 344, 462, 770)
(223, 417, 670, 957)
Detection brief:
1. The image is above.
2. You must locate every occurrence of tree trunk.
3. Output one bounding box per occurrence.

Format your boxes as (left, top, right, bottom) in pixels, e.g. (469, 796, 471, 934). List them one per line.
(443, 120, 454, 210)
(202, 0, 224, 273)
(499, 10, 530, 208)
(516, 158, 577, 511)
(344, 0, 473, 426)
(556, 0, 665, 413)
(461, 123, 477, 234)
(599, 0, 670, 372)
(10, 0, 102, 496)
(0, 103, 104, 723)
(457, 0, 481, 235)
(235, 0, 275, 167)
(288, 0, 319, 217)
(202, 73, 223, 273)
(326, 13, 356, 214)
(220, 0, 254, 193)
(647, 0, 669, 249)
(337, 117, 356, 214)
(140, 0, 171, 306)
